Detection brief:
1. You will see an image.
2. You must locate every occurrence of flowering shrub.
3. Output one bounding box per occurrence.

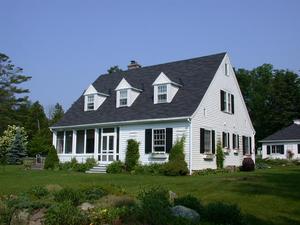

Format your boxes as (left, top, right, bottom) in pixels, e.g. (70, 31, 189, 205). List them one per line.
(89, 207, 128, 225)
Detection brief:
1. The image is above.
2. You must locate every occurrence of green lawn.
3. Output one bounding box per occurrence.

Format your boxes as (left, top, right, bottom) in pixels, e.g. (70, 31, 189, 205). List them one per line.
(1, 166, 300, 225)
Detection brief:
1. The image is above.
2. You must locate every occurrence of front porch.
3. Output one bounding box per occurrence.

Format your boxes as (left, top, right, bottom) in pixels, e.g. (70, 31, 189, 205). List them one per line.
(52, 127, 120, 164)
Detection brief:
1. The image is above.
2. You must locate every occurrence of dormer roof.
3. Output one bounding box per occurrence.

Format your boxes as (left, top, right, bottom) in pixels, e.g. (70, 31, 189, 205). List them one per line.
(152, 72, 181, 87)
(53, 52, 226, 127)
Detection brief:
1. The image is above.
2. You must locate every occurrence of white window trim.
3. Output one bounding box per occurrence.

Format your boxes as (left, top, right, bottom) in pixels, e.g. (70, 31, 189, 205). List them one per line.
(119, 89, 128, 107)
(223, 132, 230, 149)
(233, 134, 239, 150)
(157, 84, 168, 103)
(222, 91, 233, 114)
(86, 95, 95, 111)
(152, 128, 166, 153)
(225, 63, 229, 76)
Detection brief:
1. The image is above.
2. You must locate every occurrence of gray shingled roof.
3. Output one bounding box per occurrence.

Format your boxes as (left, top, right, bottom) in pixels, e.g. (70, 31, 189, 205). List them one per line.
(53, 52, 226, 127)
(261, 123, 300, 142)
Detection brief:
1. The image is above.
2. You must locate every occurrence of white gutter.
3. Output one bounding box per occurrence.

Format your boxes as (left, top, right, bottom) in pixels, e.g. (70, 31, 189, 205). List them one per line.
(259, 139, 300, 143)
(188, 118, 193, 175)
(50, 116, 190, 130)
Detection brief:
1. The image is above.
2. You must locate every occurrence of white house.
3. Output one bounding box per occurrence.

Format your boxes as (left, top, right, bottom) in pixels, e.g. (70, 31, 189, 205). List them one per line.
(260, 120, 300, 160)
(50, 52, 255, 173)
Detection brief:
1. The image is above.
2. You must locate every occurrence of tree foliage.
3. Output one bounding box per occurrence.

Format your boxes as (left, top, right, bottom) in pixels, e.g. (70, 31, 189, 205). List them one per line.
(236, 64, 300, 143)
(0, 53, 31, 134)
(107, 65, 123, 74)
(49, 103, 64, 125)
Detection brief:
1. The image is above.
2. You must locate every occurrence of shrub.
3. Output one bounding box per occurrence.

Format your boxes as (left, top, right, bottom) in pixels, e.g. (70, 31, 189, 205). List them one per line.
(174, 195, 203, 215)
(241, 157, 255, 171)
(202, 202, 244, 225)
(23, 158, 34, 170)
(163, 160, 189, 176)
(45, 201, 89, 225)
(29, 185, 49, 199)
(163, 137, 188, 176)
(216, 142, 225, 169)
(125, 139, 140, 171)
(137, 186, 172, 225)
(106, 161, 125, 174)
(81, 186, 107, 201)
(89, 206, 129, 225)
(85, 157, 97, 169)
(44, 146, 59, 170)
(134, 163, 164, 175)
(53, 187, 83, 206)
(97, 195, 135, 208)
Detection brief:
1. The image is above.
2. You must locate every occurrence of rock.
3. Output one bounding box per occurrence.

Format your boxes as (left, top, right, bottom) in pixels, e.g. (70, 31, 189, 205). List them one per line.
(29, 208, 47, 225)
(171, 205, 200, 223)
(10, 209, 30, 225)
(79, 202, 94, 211)
(169, 190, 177, 203)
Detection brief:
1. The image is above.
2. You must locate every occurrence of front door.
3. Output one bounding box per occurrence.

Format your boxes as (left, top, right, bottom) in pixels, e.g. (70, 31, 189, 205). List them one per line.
(100, 133, 115, 163)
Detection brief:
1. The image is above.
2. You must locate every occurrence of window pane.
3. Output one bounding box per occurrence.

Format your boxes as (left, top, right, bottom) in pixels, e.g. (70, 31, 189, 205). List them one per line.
(158, 85, 167, 93)
(158, 94, 167, 103)
(56, 131, 64, 154)
(153, 129, 166, 152)
(204, 130, 211, 153)
(103, 136, 107, 150)
(109, 136, 114, 150)
(65, 131, 73, 154)
(76, 130, 84, 154)
(120, 98, 127, 106)
(103, 128, 114, 133)
(120, 90, 128, 98)
(86, 129, 95, 153)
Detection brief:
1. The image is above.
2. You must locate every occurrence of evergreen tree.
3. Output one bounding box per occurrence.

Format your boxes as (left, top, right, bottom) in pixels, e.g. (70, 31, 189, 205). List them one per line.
(107, 65, 122, 74)
(6, 129, 27, 164)
(50, 103, 64, 125)
(0, 53, 31, 134)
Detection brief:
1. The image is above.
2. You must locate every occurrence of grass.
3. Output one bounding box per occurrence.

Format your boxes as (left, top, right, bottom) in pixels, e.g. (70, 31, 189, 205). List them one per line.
(0, 166, 300, 225)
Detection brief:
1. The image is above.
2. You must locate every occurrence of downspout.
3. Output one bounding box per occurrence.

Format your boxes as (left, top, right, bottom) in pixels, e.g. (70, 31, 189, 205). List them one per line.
(187, 118, 192, 175)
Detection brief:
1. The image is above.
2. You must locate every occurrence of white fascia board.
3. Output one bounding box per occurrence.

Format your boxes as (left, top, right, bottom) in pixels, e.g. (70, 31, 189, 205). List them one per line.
(152, 72, 182, 87)
(259, 139, 300, 143)
(84, 84, 109, 97)
(50, 116, 191, 130)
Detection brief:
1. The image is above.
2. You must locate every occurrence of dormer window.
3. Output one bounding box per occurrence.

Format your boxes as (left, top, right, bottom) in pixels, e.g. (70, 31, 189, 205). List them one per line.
(157, 85, 167, 103)
(119, 90, 128, 107)
(87, 95, 95, 110)
(152, 72, 181, 104)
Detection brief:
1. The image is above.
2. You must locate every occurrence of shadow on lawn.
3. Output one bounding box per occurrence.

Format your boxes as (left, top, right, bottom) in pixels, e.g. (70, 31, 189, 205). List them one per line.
(245, 214, 300, 225)
(231, 168, 300, 201)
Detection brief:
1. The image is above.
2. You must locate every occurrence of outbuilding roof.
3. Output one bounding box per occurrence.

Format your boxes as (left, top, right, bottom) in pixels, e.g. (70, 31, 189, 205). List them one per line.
(261, 123, 300, 142)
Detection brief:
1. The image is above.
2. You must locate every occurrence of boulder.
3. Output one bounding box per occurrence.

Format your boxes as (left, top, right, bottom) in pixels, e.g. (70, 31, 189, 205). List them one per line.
(171, 205, 200, 223)
(79, 202, 94, 211)
(10, 209, 30, 225)
(29, 208, 47, 225)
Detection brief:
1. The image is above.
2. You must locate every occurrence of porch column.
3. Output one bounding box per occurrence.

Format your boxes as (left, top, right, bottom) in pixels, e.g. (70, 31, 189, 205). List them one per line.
(72, 130, 77, 155)
(94, 128, 99, 161)
(52, 131, 57, 148)
(84, 130, 87, 154)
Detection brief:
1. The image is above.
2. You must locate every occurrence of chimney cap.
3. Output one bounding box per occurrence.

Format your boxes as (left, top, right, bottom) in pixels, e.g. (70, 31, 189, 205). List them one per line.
(128, 60, 141, 70)
(293, 119, 300, 125)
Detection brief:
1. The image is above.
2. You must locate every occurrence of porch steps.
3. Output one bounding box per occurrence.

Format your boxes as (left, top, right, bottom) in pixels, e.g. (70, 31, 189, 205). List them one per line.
(86, 165, 107, 174)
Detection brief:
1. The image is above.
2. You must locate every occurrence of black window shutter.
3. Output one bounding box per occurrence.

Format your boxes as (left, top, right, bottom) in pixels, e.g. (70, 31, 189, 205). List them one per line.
(220, 90, 225, 111)
(237, 135, 240, 149)
(222, 132, 226, 148)
(166, 128, 173, 153)
(233, 134, 236, 149)
(212, 130, 215, 154)
(116, 127, 120, 154)
(228, 133, 230, 149)
(298, 144, 300, 154)
(242, 136, 246, 155)
(145, 129, 152, 154)
(267, 145, 270, 155)
(249, 137, 252, 154)
(281, 145, 284, 155)
(231, 94, 234, 114)
(200, 128, 205, 153)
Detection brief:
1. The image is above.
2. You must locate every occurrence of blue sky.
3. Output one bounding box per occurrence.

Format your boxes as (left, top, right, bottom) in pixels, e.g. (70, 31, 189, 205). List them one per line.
(1, 0, 299, 111)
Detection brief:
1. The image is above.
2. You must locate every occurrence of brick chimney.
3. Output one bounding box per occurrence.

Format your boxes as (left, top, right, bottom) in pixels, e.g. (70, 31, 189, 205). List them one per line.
(294, 119, 300, 125)
(127, 60, 141, 70)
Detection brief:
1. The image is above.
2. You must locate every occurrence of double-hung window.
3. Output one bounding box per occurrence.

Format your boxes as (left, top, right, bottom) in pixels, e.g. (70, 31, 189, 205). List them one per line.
(232, 134, 239, 149)
(153, 129, 166, 152)
(221, 90, 234, 114)
(87, 95, 95, 110)
(222, 132, 230, 149)
(204, 130, 212, 154)
(119, 90, 128, 107)
(271, 145, 284, 154)
(56, 131, 64, 154)
(157, 85, 167, 103)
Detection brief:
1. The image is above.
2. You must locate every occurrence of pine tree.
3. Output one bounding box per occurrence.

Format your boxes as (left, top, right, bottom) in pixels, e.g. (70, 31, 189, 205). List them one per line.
(50, 103, 64, 125)
(6, 129, 27, 164)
